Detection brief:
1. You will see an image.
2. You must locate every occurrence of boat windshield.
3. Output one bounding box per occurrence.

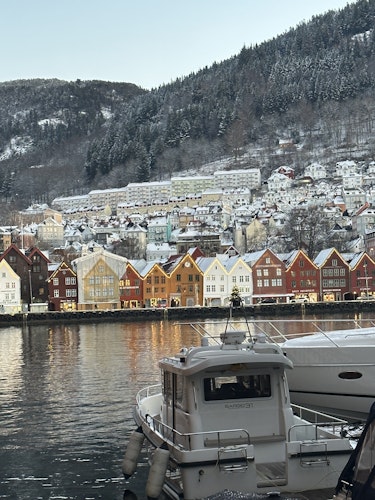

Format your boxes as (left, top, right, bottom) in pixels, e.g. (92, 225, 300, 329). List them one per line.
(203, 374, 271, 401)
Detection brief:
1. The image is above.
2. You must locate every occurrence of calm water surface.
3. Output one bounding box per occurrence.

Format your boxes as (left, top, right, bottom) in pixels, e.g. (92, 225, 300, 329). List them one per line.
(0, 313, 373, 499)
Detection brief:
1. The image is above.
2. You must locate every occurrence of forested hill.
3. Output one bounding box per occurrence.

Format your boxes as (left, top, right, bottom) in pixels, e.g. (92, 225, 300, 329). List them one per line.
(1, 0, 375, 211)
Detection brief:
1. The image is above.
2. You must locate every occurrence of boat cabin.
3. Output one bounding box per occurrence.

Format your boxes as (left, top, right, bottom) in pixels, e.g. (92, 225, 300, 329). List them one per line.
(159, 333, 295, 448)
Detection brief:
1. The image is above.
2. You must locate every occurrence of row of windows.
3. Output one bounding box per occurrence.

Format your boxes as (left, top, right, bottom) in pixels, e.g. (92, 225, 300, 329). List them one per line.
(322, 268, 346, 277)
(1, 293, 16, 301)
(88, 288, 114, 297)
(53, 277, 77, 286)
(322, 279, 347, 287)
(88, 276, 114, 285)
(146, 275, 166, 284)
(120, 279, 141, 287)
(175, 274, 200, 282)
(206, 274, 251, 282)
(290, 270, 317, 277)
(256, 268, 282, 277)
(256, 279, 283, 287)
(206, 285, 251, 293)
(0, 278, 16, 288)
(291, 280, 317, 287)
(54, 289, 77, 298)
(145, 287, 166, 294)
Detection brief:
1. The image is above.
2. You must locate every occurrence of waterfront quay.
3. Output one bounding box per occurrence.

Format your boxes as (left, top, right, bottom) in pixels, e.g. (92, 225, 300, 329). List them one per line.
(1, 299, 374, 327)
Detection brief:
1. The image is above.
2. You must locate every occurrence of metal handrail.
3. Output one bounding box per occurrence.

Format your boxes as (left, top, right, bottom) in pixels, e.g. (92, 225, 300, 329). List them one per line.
(145, 413, 251, 451)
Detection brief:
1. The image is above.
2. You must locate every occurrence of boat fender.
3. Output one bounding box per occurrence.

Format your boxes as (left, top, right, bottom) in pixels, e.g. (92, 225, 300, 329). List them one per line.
(145, 443, 170, 499)
(122, 426, 145, 479)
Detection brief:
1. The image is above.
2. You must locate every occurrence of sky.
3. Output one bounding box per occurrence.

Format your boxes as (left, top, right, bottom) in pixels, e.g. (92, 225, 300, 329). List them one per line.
(1, 0, 356, 90)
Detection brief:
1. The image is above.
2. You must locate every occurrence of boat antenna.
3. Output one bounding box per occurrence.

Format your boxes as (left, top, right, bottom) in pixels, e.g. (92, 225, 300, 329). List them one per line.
(225, 286, 252, 341)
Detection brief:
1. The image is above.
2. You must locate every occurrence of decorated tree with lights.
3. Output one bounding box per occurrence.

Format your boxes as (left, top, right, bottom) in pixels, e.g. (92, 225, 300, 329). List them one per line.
(230, 285, 242, 308)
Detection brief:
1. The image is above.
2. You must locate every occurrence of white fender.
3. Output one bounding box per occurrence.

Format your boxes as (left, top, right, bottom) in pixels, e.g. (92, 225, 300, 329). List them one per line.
(122, 427, 145, 478)
(145, 444, 170, 499)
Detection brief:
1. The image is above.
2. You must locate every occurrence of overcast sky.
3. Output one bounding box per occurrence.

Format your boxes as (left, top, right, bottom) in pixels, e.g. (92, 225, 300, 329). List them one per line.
(1, 0, 355, 90)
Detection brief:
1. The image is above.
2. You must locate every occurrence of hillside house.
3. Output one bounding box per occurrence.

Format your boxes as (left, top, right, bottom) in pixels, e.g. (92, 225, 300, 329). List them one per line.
(37, 217, 64, 247)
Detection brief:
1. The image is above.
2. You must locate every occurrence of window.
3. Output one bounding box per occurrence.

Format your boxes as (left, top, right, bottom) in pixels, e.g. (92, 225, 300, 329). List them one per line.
(263, 279, 269, 287)
(176, 274, 181, 281)
(53, 278, 59, 286)
(204, 374, 271, 401)
(54, 289, 59, 298)
(188, 274, 193, 282)
(263, 269, 269, 276)
(154, 276, 159, 284)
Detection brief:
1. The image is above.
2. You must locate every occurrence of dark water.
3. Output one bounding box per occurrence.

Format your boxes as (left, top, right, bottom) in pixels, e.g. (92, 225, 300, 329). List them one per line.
(0, 321, 200, 499)
(0, 314, 372, 499)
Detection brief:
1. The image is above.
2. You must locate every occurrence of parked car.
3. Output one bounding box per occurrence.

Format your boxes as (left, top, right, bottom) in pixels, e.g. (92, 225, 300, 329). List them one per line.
(259, 298, 276, 304)
(290, 297, 309, 303)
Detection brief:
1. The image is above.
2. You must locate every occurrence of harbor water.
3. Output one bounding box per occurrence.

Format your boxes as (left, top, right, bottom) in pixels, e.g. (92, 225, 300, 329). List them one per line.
(0, 314, 372, 499)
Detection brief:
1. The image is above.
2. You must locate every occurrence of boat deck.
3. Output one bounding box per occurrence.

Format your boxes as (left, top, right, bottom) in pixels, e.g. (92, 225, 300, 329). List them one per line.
(204, 490, 335, 499)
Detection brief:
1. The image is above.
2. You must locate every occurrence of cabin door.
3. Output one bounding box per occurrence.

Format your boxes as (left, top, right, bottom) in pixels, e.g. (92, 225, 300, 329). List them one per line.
(163, 371, 178, 438)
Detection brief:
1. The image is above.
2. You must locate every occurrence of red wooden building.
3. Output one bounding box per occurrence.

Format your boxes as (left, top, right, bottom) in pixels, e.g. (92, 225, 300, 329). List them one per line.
(314, 248, 350, 301)
(244, 248, 289, 303)
(283, 249, 320, 302)
(47, 261, 78, 311)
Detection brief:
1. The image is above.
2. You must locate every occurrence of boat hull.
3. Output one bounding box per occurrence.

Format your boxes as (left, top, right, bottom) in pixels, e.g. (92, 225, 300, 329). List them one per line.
(283, 343, 375, 421)
(135, 406, 352, 500)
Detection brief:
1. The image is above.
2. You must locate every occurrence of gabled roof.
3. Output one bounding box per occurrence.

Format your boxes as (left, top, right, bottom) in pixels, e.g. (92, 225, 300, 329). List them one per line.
(47, 261, 76, 282)
(314, 247, 348, 267)
(0, 259, 21, 280)
(141, 261, 169, 279)
(280, 249, 318, 270)
(196, 256, 225, 274)
(0, 243, 31, 264)
(26, 246, 51, 263)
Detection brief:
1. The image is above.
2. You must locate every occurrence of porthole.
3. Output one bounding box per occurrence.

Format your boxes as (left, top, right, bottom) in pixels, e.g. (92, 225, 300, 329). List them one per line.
(338, 371, 362, 380)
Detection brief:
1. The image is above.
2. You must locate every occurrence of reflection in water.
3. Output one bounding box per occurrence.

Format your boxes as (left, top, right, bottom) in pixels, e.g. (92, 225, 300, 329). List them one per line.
(0, 313, 373, 499)
(0, 320, 199, 499)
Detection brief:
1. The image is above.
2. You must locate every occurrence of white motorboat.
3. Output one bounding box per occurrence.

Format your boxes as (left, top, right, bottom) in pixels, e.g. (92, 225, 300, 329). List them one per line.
(122, 313, 353, 499)
(281, 326, 375, 422)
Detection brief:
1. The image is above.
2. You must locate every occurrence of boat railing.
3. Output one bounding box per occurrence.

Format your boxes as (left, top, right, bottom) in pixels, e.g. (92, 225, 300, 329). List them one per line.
(289, 404, 348, 441)
(136, 383, 162, 403)
(145, 414, 251, 451)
